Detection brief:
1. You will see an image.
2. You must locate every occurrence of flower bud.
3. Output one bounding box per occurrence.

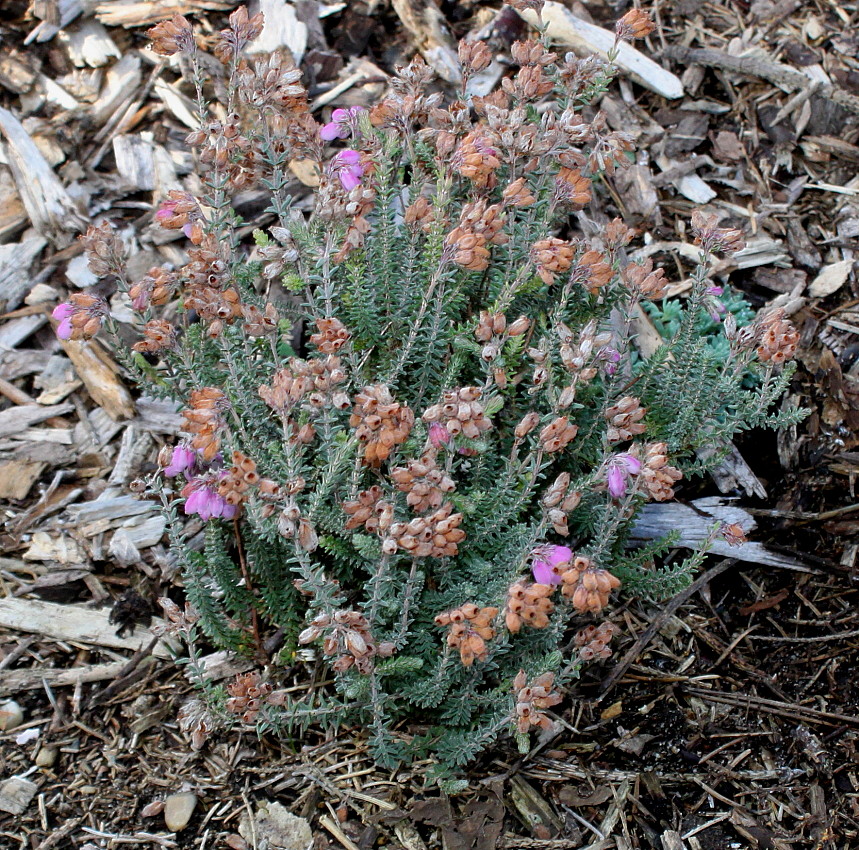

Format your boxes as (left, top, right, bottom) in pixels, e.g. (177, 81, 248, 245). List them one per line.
(508, 316, 530, 336)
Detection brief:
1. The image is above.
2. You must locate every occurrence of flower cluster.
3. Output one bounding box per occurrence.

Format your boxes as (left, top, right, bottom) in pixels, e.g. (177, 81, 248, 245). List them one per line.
(225, 672, 273, 723)
(512, 671, 562, 734)
(52, 294, 108, 341)
(299, 610, 394, 674)
(422, 386, 492, 441)
(435, 604, 499, 666)
(575, 622, 616, 661)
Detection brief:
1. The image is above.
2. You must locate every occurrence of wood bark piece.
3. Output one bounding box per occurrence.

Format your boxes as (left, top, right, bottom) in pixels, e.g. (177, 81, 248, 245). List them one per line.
(0, 776, 38, 815)
(0, 50, 39, 95)
(23, 531, 87, 564)
(246, 0, 308, 63)
(630, 496, 813, 571)
(95, 0, 235, 28)
(0, 597, 176, 659)
(391, 0, 462, 85)
(0, 107, 87, 247)
(58, 339, 135, 421)
(60, 20, 122, 68)
(0, 403, 73, 439)
(66, 493, 155, 523)
(113, 133, 181, 192)
(91, 52, 142, 126)
(808, 259, 852, 298)
(0, 658, 149, 695)
(26, 0, 84, 44)
(664, 44, 859, 117)
(0, 460, 47, 500)
(517, 2, 684, 100)
(0, 314, 47, 349)
(0, 237, 48, 312)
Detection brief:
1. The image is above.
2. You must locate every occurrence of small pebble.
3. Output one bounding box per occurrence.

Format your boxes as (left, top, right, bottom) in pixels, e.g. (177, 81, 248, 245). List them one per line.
(35, 746, 57, 768)
(0, 700, 23, 732)
(164, 791, 198, 832)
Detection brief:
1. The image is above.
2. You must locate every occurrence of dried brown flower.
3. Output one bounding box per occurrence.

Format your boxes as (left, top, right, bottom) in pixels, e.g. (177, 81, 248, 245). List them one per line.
(532, 237, 574, 285)
(754, 308, 799, 364)
(181, 388, 228, 461)
(423, 386, 492, 440)
(350, 385, 414, 465)
(639, 442, 682, 502)
(458, 39, 492, 73)
(299, 610, 394, 674)
(226, 671, 273, 723)
(691, 211, 746, 255)
(720, 522, 748, 547)
(558, 555, 621, 614)
(386, 502, 465, 557)
(129, 267, 178, 311)
(575, 622, 615, 661)
(215, 6, 264, 64)
(505, 581, 554, 633)
(502, 177, 536, 208)
(615, 8, 655, 41)
(241, 302, 278, 336)
(539, 416, 578, 452)
(217, 450, 261, 507)
(391, 453, 456, 513)
(452, 129, 501, 188)
(512, 670, 562, 734)
(310, 317, 350, 353)
(604, 396, 647, 443)
(342, 486, 394, 534)
(80, 222, 126, 278)
(435, 603, 499, 666)
(133, 319, 178, 353)
(553, 167, 592, 209)
(624, 258, 668, 299)
(571, 249, 613, 294)
(147, 14, 194, 56)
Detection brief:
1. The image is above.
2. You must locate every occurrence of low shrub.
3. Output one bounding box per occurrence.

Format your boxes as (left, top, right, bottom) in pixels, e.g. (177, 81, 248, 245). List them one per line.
(58, 4, 803, 779)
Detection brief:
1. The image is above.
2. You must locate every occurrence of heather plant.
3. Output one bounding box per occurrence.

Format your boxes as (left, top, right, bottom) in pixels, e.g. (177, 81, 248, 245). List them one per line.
(59, 5, 804, 776)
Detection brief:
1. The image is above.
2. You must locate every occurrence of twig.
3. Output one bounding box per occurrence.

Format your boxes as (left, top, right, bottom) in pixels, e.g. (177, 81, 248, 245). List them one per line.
(663, 45, 859, 117)
(600, 558, 737, 694)
(745, 628, 859, 643)
(682, 686, 859, 727)
(34, 818, 83, 850)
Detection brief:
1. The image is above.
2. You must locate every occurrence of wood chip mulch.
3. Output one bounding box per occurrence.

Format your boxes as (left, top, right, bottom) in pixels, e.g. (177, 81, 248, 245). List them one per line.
(1, 0, 858, 847)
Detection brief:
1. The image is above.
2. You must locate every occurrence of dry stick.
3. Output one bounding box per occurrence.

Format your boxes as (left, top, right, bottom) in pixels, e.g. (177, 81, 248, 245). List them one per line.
(663, 45, 859, 117)
(34, 818, 83, 850)
(85, 636, 159, 710)
(600, 558, 737, 694)
(682, 686, 859, 727)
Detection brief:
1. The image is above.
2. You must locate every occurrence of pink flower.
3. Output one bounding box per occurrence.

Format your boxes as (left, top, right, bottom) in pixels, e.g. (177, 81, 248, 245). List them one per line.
(182, 477, 236, 522)
(50, 293, 108, 341)
(164, 445, 197, 477)
(531, 544, 572, 585)
(598, 346, 621, 376)
(332, 149, 364, 191)
(320, 107, 362, 142)
(155, 201, 177, 221)
(605, 453, 641, 499)
(52, 302, 74, 340)
(429, 422, 452, 448)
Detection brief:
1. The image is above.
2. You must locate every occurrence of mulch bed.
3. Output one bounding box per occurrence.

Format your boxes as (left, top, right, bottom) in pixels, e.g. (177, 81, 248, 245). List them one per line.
(1, 0, 858, 847)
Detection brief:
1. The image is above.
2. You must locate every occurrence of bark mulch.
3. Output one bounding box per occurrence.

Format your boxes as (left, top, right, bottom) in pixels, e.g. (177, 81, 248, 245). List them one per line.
(1, 0, 858, 847)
